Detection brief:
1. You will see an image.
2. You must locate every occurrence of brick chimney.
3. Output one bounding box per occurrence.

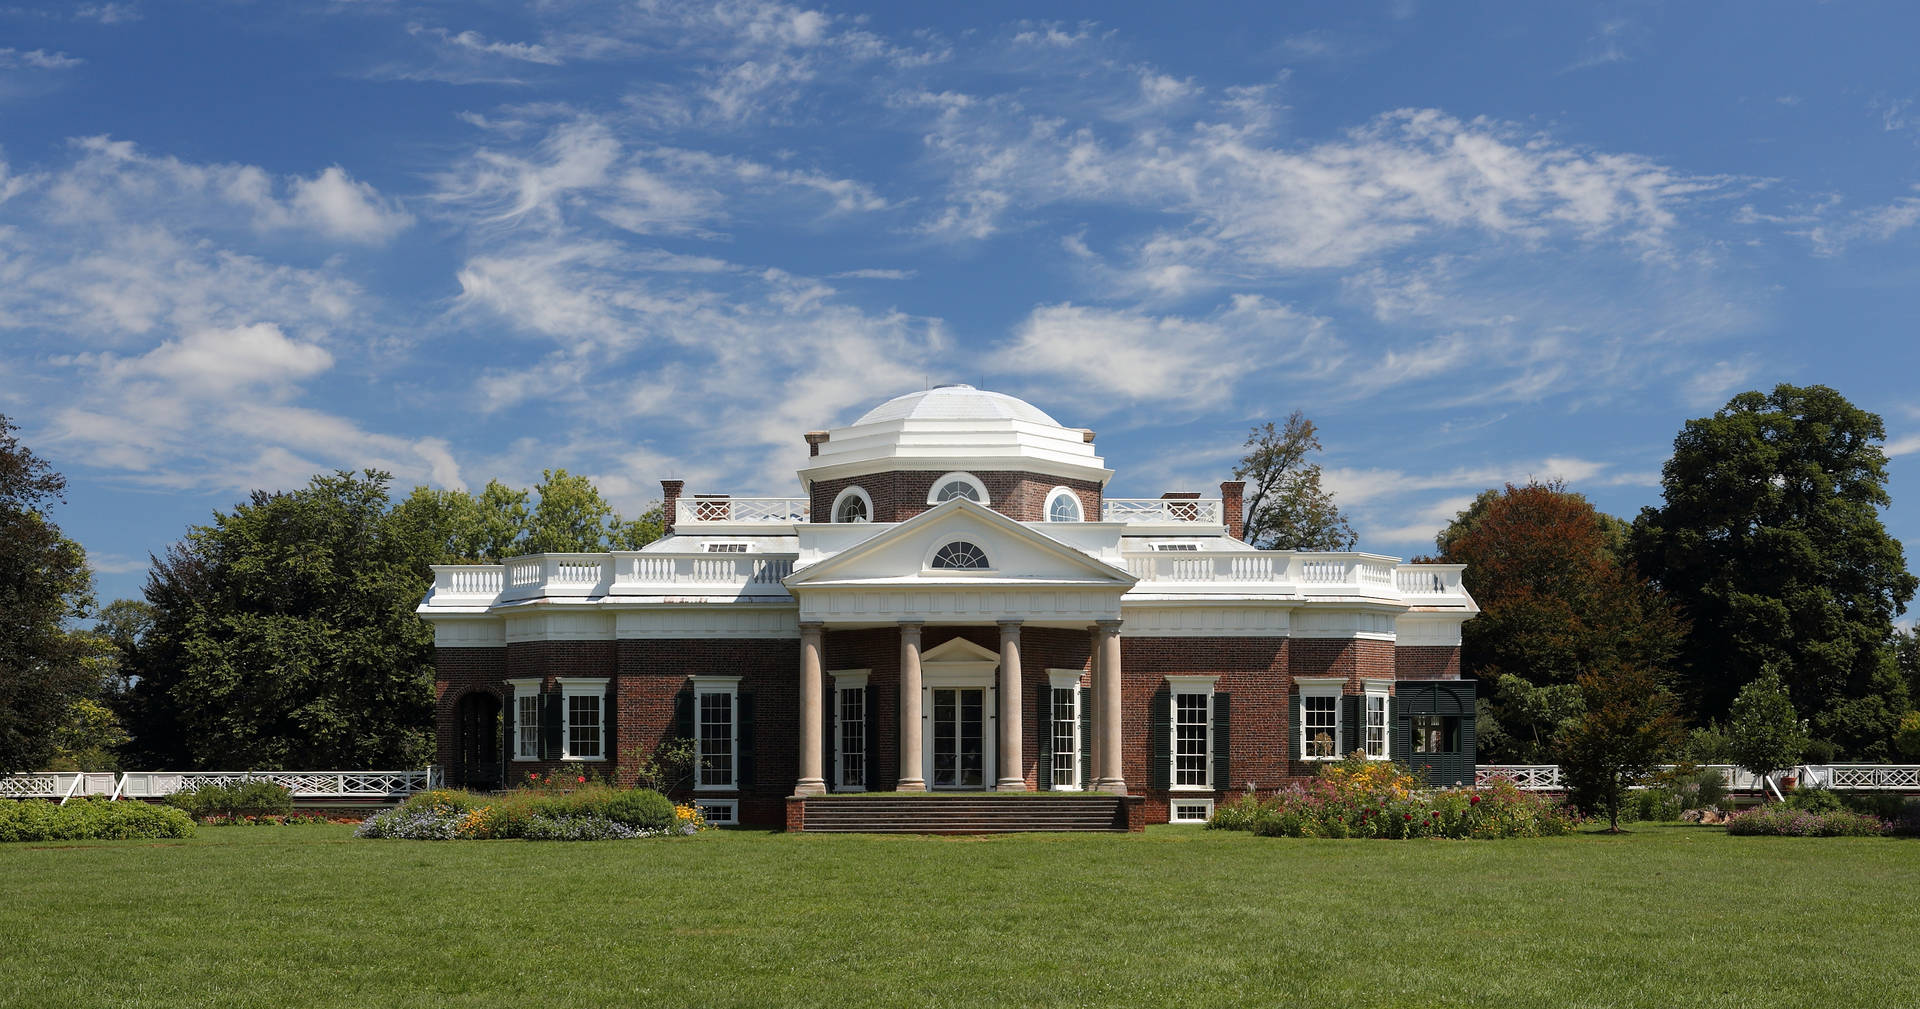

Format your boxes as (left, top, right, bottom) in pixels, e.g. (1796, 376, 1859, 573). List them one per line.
(1221, 480, 1246, 541)
(804, 431, 829, 457)
(660, 479, 684, 535)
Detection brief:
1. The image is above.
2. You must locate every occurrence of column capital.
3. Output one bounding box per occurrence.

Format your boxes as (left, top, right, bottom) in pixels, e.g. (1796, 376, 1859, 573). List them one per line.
(1096, 618, 1123, 633)
(996, 618, 1024, 633)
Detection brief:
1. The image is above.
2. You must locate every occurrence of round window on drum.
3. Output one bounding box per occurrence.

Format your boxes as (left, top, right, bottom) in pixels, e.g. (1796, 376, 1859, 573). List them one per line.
(1045, 487, 1082, 523)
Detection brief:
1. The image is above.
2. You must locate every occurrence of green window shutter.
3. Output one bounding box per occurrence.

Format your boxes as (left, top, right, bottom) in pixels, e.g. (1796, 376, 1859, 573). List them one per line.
(1078, 685, 1093, 789)
(674, 688, 693, 741)
(736, 694, 755, 790)
(1389, 692, 1407, 764)
(602, 681, 617, 764)
(1342, 695, 1362, 760)
(1288, 693, 1302, 764)
(501, 691, 515, 780)
(541, 691, 563, 761)
(1211, 692, 1231, 790)
(1148, 685, 1171, 791)
(1035, 686, 1053, 792)
(864, 684, 878, 791)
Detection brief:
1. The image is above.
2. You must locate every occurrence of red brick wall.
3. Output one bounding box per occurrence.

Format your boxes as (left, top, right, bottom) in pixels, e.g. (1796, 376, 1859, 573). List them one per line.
(1396, 644, 1461, 680)
(1121, 636, 1292, 822)
(434, 646, 507, 778)
(810, 470, 1103, 524)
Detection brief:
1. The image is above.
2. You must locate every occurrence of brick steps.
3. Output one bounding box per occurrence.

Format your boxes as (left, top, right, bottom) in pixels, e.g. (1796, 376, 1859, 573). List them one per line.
(799, 795, 1126, 833)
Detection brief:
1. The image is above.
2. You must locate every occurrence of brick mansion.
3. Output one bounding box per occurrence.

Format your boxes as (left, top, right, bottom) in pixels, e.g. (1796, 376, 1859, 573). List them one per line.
(418, 385, 1479, 828)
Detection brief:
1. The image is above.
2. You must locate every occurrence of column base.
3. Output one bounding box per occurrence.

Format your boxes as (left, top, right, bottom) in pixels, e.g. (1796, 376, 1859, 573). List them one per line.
(791, 778, 828, 797)
(995, 779, 1029, 792)
(1095, 778, 1128, 795)
(895, 779, 927, 792)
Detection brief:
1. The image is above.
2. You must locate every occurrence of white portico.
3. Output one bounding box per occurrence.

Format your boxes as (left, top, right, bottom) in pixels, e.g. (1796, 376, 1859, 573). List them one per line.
(783, 497, 1135, 795)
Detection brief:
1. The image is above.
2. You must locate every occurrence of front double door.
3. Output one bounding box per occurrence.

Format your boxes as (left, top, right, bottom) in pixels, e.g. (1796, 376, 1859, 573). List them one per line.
(929, 686, 989, 789)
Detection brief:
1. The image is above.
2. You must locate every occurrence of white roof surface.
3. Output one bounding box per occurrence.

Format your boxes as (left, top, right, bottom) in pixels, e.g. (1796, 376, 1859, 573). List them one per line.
(802, 384, 1111, 486)
(853, 384, 1063, 427)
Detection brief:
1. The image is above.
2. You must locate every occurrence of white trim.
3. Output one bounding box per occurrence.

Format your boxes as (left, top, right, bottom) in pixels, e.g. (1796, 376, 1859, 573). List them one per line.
(694, 798, 738, 825)
(557, 677, 609, 762)
(1362, 684, 1390, 761)
(831, 485, 873, 524)
(1167, 675, 1218, 792)
(921, 643, 998, 790)
(1046, 669, 1085, 791)
(1297, 678, 1343, 762)
(831, 669, 871, 792)
(926, 471, 990, 506)
(613, 608, 800, 640)
(1169, 798, 1215, 824)
(691, 676, 741, 792)
(1044, 486, 1083, 523)
(507, 678, 542, 762)
(1121, 606, 1292, 637)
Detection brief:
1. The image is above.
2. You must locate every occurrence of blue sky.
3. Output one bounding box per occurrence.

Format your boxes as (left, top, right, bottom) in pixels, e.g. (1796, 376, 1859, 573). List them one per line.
(5, 1, 1920, 607)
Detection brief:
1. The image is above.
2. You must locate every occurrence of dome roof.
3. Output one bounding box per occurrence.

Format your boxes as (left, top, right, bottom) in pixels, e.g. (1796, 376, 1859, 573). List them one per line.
(853, 384, 1062, 427)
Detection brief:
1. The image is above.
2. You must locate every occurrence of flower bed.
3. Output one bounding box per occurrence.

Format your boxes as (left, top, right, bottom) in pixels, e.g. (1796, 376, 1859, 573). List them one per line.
(354, 787, 705, 841)
(1724, 805, 1886, 837)
(1208, 756, 1579, 839)
(0, 798, 196, 842)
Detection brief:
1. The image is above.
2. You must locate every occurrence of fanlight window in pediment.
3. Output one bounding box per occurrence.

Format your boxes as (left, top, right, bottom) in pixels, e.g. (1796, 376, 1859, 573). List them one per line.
(930, 540, 990, 570)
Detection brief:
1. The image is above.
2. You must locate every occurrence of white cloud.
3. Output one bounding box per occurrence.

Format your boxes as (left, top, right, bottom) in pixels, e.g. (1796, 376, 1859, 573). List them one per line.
(412, 25, 563, 66)
(80, 322, 333, 392)
(1802, 189, 1920, 256)
(75, 4, 138, 25)
(289, 166, 415, 243)
(1885, 433, 1920, 458)
(0, 48, 83, 70)
(1680, 356, 1760, 409)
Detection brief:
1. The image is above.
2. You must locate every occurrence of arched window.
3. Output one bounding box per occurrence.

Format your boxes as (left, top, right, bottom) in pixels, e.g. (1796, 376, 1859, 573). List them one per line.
(930, 541, 990, 570)
(926, 472, 989, 505)
(1045, 487, 1083, 523)
(832, 486, 872, 523)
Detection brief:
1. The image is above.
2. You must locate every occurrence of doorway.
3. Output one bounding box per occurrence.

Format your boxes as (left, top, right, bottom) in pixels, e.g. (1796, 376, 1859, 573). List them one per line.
(454, 692, 502, 789)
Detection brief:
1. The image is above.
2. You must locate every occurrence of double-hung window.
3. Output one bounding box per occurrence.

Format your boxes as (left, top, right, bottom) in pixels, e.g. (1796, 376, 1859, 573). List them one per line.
(692, 677, 740, 790)
(1297, 679, 1343, 760)
(507, 678, 542, 761)
(1167, 676, 1217, 790)
(1047, 670, 1083, 790)
(557, 678, 608, 761)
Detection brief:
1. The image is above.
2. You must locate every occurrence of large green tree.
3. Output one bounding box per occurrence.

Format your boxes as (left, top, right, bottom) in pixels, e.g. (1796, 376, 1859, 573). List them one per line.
(394, 470, 661, 562)
(1436, 482, 1685, 763)
(126, 471, 437, 768)
(1234, 411, 1356, 550)
(0, 416, 95, 774)
(1630, 384, 1917, 758)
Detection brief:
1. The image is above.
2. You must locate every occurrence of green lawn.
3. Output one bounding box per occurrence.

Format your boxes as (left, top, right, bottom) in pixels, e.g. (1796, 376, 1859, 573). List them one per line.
(3, 823, 1914, 1008)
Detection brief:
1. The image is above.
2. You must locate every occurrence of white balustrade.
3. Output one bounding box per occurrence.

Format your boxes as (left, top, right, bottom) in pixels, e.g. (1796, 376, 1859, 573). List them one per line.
(675, 497, 810, 525)
(1117, 553, 1468, 600)
(431, 565, 505, 598)
(616, 553, 796, 592)
(1101, 498, 1223, 523)
(1396, 565, 1464, 595)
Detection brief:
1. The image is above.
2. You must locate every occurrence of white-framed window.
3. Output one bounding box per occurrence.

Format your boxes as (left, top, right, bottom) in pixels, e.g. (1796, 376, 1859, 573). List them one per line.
(1170, 798, 1215, 824)
(832, 486, 872, 524)
(704, 542, 750, 553)
(1298, 679, 1343, 760)
(507, 678, 542, 761)
(694, 799, 738, 826)
(927, 471, 989, 505)
(1047, 670, 1082, 790)
(1167, 675, 1217, 790)
(692, 676, 741, 790)
(832, 670, 870, 791)
(1044, 486, 1083, 523)
(1363, 681, 1391, 760)
(930, 540, 990, 570)
(557, 678, 609, 761)
(1152, 542, 1200, 551)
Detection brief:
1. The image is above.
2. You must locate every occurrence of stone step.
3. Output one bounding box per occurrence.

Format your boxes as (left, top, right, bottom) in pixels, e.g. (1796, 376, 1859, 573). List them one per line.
(798, 795, 1126, 833)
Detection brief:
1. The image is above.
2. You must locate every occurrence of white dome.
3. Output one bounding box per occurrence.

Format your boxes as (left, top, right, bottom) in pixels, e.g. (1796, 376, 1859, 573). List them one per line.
(854, 384, 1063, 427)
(800, 384, 1110, 487)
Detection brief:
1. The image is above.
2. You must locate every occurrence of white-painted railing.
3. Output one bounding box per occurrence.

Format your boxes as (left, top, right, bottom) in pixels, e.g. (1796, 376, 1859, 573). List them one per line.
(2, 769, 442, 804)
(1473, 764, 1915, 793)
(614, 552, 795, 591)
(1823, 765, 1920, 790)
(1396, 565, 1465, 595)
(1474, 765, 1566, 790)
(1120, 554, 1462, 599)
(1102, 498, 1223, 523)
(675, 497, 810, 525)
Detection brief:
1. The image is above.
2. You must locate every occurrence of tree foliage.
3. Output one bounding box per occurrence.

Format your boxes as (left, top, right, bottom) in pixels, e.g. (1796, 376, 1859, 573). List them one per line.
(1726, 671, 1809, 788)
(1630, 384, 1917, 758)
(1233, 411, 1356, 550)
(1436, 481, 1685, 762)
(125, 471, 437, 769)
(0, 416, 96, 774)
(394, 470, 660, 562)
(1556, 662, 1684, 831)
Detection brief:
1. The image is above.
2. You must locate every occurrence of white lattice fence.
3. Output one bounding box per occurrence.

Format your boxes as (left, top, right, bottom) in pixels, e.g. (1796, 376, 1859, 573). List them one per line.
(1474, 765, 1565, 790)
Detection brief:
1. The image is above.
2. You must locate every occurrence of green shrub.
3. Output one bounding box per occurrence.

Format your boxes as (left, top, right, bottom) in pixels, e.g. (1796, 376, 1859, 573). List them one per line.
(1838, 792, 1914, 820)
(1626, 788, 1683, 823)
(1651, 764, 1729, 811)
(1206, 792, 1276, 831)
(1784, 787, 1844, 814)
(358, 786, 691, 841)
(1223, 756, 1578, 840)
(1725, 806, 1883, 837)
(589, 789, 676, 829)
(0, 799, 195, 842)
(164, 780, 294, 821)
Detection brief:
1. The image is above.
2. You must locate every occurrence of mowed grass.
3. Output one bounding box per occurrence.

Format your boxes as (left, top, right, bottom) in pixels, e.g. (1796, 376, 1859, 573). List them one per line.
(2, 823, 1915, 1008)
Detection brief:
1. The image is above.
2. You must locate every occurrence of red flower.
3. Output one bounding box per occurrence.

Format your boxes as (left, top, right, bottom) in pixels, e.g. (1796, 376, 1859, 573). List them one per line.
(576, 776, 586, 783)
(1403, 813, 1412, 821)
(1470, 793, 1482, 805)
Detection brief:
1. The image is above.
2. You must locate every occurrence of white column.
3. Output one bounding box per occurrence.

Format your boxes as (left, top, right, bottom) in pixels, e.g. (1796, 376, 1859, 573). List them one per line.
(795, 622, 827, 796)
(897, 621, 927, 792)
(1085, 625, 1102, 789)
(996, 620, 1027, 791)
(1094, 619, 1126, 794)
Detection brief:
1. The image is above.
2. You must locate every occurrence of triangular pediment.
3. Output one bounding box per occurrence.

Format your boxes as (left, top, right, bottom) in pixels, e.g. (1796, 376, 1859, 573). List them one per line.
(785, 498, 1136, 589)
(921, 637, 1000, 664)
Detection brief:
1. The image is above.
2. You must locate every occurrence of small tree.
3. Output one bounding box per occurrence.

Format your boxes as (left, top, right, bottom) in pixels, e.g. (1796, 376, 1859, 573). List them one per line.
(1727, 671, 1809, 799)
(1233, 412, 1356, 550)
(628, 737, 700, 794)
(1892, 711, 1920, 760)
(1556, 663, 1683, 832)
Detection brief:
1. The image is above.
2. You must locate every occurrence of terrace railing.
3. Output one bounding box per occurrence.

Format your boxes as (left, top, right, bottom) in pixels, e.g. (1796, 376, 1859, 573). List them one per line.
(675, 497, 810, 526)
(0, 769, 442, 804)
(1120, 553, 1464, 600)
(1474, 764, 1915, 794)
(1102, 498, 1223, 524)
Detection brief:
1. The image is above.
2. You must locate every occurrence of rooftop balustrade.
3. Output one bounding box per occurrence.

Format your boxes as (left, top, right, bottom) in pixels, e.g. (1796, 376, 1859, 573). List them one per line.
(674, 497, 810, 526)
(1102, 498, 1223, 523)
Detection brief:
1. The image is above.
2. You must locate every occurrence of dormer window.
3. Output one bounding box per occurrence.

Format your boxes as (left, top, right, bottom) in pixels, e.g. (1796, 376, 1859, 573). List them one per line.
(705, 543, 750, 553)
(1153, 542, 1200, 551)
(930, 541, 990, 570)
(832, 486, 872, 523)
(1045, 487, 1083, 523)
(927, 472, 989, 505)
